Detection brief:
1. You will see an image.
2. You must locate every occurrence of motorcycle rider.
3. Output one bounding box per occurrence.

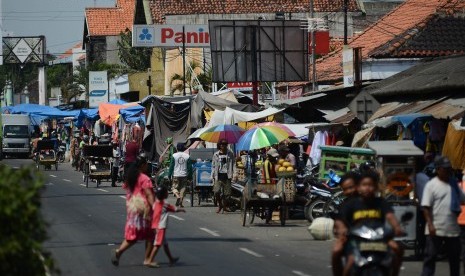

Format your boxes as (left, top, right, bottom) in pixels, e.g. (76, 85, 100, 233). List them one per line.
(331, 171, 361, 276)
(339, 171, 404, 276)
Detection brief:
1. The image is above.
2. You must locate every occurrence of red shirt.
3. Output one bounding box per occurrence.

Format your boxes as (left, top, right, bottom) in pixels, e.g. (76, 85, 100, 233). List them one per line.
(125, 141, 139, 163)
(152, 200, 177, 229)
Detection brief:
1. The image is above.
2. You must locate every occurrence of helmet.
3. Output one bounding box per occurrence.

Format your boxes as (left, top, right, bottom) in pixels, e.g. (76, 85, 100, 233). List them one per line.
(83, 135, 89, 142)
(359, 160, 376, 173)
(155, 185, 168, 200)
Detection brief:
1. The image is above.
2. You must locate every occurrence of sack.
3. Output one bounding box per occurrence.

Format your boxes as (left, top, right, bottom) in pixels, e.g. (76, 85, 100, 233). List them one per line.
(127, 194, 149, 218)
(308, 217, 334, 240)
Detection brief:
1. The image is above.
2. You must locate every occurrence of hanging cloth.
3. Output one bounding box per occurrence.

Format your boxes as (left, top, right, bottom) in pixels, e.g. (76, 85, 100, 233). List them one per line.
(309, 131, 327, 165)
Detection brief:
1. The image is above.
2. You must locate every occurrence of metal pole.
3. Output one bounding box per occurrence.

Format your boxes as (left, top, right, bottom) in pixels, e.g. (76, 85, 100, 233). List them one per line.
(344, 0, 348, 45)
(251, 26, 258, 106)
(310, 0, 316, 91)
(182, 25, 186, 96)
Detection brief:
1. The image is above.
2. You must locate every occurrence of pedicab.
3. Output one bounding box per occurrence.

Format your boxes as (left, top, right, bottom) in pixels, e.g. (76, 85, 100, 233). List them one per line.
(36, 140, 58, 171)
(189, 148, 216, 207)
(82, 145, 113, 188)
(368, 140, 424, 256)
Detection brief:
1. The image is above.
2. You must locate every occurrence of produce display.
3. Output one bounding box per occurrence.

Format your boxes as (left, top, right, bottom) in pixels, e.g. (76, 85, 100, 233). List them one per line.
(276, 159, 296, 173)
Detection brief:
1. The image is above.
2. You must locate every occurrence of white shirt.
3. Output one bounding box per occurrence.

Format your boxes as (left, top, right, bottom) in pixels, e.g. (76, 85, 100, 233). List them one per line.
(421, 176, 465, 237)
(172, 152, 190, 177)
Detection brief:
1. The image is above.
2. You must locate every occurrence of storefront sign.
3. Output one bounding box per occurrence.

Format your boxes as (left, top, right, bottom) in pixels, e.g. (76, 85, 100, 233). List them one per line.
(89, 71, 108, 108)
(133, 24, 209, 47)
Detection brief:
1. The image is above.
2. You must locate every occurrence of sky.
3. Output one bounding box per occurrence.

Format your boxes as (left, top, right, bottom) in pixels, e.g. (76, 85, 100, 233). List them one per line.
(2, 0, 116, 55)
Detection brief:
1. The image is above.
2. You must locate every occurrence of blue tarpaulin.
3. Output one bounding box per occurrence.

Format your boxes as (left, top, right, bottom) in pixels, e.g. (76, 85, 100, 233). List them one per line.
(109, 99, 127, 105)
(393, 114, 433, 128)
(119, 105, 145, 123)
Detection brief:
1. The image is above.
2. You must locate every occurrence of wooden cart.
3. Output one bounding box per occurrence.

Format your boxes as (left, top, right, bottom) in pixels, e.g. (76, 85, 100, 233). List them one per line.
(241, 175, 296, 227)
(82, 145, 113, 188)
(189, 148, 216, 207)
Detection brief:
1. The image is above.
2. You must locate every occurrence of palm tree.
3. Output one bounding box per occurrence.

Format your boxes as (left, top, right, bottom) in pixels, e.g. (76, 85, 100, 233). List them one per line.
(169, 61, 212, 95)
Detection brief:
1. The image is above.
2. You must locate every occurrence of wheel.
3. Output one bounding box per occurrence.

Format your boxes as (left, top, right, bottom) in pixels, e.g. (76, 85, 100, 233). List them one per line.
(323, 192, 344, 217)
(306, 199, 326, 223)
(241, 198, 252, 226)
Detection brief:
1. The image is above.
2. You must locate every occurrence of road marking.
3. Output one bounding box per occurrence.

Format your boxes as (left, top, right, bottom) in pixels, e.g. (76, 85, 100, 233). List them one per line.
(49, 174, 57, 178)
(63, 179, 71, 182)
(107, 243, 115, 246)
(239, 247, 263, 258)
(119, 196, 126, 199)
(199, 227, 220, 237)
(45, 182, 54, 186)
(292, 271, 311, 276)
(169, 215, 185, 221)
(97, 189, 109, 193)
(79, 184, 86, 187)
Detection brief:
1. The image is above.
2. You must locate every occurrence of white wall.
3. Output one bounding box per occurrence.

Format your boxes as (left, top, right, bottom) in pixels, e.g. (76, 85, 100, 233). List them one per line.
(362, 58, 420, 81)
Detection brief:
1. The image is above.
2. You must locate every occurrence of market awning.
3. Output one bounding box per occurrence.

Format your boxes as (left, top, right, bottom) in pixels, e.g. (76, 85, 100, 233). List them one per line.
(368, 140, 424, 156)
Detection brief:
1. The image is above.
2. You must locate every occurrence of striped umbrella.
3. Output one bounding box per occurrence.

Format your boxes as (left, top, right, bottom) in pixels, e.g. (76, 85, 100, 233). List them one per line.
(236, 126, 290, 151)
(199, 124, 245, 144)
(251, 122, 296, 136)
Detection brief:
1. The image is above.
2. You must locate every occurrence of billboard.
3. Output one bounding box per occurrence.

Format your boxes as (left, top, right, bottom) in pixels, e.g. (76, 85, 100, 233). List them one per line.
(3, 36, 46, 65)
(89, 71, 108, 108)
(209, 20, 308, 83)
(133, 24, 209, 47)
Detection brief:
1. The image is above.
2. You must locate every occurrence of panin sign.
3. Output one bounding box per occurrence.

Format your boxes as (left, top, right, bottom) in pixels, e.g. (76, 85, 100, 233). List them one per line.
(89, 71, 108, 108)
(132, 24, 209, 47)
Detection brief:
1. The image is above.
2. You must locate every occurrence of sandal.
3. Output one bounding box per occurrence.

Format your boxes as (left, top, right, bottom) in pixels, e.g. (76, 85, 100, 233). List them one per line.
(111, 249, 119, 266)
(169, 257, 180, 267)
(144, 262, 160, 268)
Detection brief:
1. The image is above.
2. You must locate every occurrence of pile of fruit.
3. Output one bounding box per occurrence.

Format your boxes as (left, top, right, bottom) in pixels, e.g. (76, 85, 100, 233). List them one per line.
(277, 159, 295, 172)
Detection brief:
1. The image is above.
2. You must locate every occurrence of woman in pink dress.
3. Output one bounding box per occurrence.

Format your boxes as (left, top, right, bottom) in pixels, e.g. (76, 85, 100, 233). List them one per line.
(112, 154, 155, 267)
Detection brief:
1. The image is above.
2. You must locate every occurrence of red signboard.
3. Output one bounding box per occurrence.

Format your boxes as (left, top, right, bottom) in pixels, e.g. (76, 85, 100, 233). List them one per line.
(309, 31, 330, 55)
(227, 82, 254, 90)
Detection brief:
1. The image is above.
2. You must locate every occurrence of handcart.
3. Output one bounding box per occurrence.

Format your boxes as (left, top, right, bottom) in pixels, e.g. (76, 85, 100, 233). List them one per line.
(241, 174, 296, 227)
(36, 140, 58, 171)
(189, 148, 216, 207)
(368, 140, 424, 257)
(82, 145, 113, 188)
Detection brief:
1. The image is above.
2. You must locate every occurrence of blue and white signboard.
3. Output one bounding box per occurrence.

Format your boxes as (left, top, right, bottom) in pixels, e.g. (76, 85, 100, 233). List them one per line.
(132, 25, 156, 47)
(89, 71, 108, 108)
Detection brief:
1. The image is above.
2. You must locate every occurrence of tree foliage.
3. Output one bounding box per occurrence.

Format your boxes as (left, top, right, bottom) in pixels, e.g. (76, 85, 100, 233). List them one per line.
(169, 61, 212, 95)
(0, 165, 55, 275)
(117, 30, 152, 71)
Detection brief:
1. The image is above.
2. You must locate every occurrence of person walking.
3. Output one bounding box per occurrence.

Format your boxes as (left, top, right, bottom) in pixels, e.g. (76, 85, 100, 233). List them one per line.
(111, 141, 121, 187)
(124, 136, 140, 177)
(111, 154, 155, 267)
(211, 139, 236, 213)
(168, 143, 193, 208)
(146, 185, 185, 268)
(421, 156, 465, 276)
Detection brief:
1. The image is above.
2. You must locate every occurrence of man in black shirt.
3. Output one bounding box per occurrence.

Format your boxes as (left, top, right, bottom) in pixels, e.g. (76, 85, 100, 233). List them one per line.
(339, 171, 403, 276)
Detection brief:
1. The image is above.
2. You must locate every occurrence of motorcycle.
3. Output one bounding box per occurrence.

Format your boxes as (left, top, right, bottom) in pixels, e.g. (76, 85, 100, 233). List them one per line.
(304, 170, 342, 222)
(56, 142, 66, 163)
(347, 212, 413, 276)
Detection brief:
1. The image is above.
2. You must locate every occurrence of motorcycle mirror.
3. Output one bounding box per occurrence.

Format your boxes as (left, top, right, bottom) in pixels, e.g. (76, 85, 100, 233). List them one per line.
(400, 211, 414, 223)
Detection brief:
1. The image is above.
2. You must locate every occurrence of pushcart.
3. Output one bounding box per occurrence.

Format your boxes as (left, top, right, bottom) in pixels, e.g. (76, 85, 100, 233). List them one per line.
(189, 148, 216, 207)
(82, 145, 113, 188)
(241, 175, 296, 227)
(36, 140, 58, 171)
(368, 140, 424, 257)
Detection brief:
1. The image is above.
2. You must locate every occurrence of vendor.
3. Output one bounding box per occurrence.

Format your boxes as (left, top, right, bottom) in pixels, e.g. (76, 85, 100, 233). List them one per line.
(263, 148, 279, 184)
(279, 145, 296, 167)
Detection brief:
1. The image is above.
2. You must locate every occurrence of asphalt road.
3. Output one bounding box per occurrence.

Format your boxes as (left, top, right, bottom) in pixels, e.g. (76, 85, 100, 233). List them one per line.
(2, 158, 451, 276)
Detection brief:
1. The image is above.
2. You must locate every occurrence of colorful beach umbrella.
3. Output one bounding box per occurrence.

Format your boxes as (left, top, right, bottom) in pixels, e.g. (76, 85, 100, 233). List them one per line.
(251, 122, 296, 136)
(199, 124, 245, 144)
(236, 126, 290, 151)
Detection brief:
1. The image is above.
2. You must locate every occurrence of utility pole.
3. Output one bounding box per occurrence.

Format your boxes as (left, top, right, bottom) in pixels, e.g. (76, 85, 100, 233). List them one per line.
(147, 68, 152, 96)
(310, 0, 316, 91)
(182, 26, 186, 96)
(343, 0, 348, 45)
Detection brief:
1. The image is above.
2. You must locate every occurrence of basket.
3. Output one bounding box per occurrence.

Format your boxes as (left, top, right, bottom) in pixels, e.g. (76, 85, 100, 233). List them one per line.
(276, 171, 297, 178)
(277, 177, 296, 202)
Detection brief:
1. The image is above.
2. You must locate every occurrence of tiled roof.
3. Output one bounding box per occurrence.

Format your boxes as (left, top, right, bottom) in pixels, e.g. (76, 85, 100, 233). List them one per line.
(85, 0, 135, 36)
(317, 0, 465, 83)
(371, 15, 465, 58)
(149, 0, 360, 24)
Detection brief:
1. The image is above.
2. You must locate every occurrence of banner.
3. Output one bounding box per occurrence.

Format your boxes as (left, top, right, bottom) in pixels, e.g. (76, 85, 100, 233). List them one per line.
(89, 71, 108, 108)
(133, 24, 209, 47)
